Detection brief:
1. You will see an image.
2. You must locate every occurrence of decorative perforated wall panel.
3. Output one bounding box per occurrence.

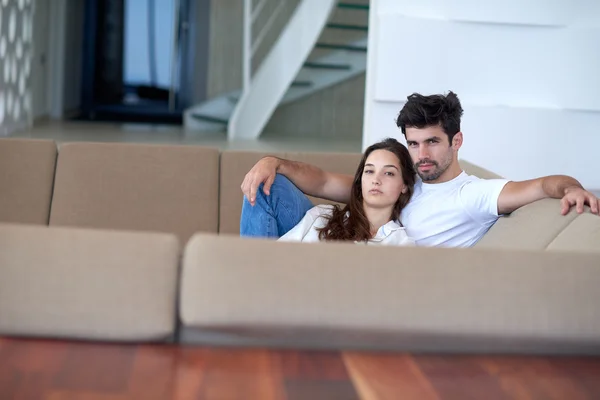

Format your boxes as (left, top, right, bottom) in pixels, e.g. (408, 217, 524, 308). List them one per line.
(0, 0, 33, 135)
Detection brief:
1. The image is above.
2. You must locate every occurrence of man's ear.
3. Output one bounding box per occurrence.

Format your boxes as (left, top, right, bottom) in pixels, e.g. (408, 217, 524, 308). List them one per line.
(452, 132, 463, 150)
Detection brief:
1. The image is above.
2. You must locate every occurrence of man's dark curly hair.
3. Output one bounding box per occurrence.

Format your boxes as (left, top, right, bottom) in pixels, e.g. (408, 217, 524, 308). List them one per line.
(396, 91, 464, 143)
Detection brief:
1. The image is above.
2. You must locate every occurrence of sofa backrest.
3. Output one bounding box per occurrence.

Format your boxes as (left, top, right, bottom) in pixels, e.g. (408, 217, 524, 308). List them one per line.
(219, 150, 362, 234)
(49, 142, 219, 244)
(0, 223, 179, 342)
(476, 199, 600, 252)
(460, 160, 600, 252)
(458, 159, 503, 180)
(0, 138, 57, 225)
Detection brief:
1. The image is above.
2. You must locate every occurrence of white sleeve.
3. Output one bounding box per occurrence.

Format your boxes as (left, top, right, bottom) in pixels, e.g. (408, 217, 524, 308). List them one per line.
(277, 205, 332, 242)
(458, 178, 510, 225)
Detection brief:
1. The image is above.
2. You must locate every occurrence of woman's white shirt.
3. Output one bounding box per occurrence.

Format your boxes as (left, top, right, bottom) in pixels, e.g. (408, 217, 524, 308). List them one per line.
(278, 205, 416, 246)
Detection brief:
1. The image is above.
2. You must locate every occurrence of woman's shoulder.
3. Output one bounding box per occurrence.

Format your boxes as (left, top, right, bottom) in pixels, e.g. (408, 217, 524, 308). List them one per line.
(306, 204, 338, 217)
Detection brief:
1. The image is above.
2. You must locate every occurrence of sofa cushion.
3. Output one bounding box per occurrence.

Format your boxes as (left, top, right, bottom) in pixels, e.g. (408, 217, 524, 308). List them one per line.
(0, 223, 179, 342)
(49, 142, 219, 244)
(0, 138, 57, 225)
(179, 233, 600, 353)
(219, 150, 361, 234)
(546, 212, 600, 252)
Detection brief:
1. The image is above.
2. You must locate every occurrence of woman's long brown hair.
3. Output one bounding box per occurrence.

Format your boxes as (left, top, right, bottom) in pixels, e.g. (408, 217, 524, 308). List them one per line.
(317, 138, 416, 242)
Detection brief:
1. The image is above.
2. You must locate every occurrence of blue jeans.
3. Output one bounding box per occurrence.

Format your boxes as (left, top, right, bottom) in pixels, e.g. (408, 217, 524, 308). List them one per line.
(240, 174, 314, 238)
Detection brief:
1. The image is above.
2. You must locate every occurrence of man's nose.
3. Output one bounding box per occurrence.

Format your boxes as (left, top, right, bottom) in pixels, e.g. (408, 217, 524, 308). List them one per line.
(418, 146, 429, 160)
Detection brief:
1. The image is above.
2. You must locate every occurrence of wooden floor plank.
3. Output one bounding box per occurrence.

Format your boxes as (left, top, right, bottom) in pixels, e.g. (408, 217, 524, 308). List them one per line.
(126, 345, 180, 399)
(44, 391, 131, 400)
(550, 358, 600, 398)
(0, 338, 67, 399)
(196, 348, 286, 400)
(52, 341, 137, 394)
(1, 338, 600, 399)
(3, 339, 69, 373)
(413, 355, 511, 400)
(343, 352, 439, 400)
(477, 356, 592, 400)
(277, 350, 351, 380)
(276, 350, 359, 400)
(168, 347, 210, 400)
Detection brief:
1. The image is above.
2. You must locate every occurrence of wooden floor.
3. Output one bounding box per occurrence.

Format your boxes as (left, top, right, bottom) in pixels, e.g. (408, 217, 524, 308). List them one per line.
(2, 337, 600, 400)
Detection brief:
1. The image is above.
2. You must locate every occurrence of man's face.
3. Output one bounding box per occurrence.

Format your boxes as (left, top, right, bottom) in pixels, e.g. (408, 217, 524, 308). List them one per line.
(405, 125, 456, 183)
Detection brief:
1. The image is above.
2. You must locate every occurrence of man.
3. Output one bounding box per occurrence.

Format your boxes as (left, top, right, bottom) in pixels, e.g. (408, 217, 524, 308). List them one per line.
(240, 91, 599, 247)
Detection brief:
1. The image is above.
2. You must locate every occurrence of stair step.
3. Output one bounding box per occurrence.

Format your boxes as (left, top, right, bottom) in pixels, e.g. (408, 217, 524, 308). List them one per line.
(303, 61, 351, 70)
(337, 3, 369, 10)
(191, 113, 229, 125)
(315, 43, 367, 52)
(326, 23, 368, 31)
(291, 80, 313, 87)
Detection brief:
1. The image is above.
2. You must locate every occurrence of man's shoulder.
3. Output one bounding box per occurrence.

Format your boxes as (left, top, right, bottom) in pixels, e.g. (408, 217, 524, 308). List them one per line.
(459, 174, 509, 193)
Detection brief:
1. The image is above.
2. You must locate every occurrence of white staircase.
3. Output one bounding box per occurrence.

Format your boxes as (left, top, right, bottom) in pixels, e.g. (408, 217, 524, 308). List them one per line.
(183, 1, 369, 139)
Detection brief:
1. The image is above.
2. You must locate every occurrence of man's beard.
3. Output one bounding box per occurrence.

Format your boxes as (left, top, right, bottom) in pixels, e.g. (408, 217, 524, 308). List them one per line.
(415, 154, 452, 182)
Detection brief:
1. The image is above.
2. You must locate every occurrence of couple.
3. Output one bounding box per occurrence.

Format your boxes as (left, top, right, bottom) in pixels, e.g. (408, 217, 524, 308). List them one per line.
(240, 92, 599, 248)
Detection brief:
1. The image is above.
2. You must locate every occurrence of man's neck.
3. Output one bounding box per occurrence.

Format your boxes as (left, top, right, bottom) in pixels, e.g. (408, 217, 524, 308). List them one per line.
(363, 204, 394, 237)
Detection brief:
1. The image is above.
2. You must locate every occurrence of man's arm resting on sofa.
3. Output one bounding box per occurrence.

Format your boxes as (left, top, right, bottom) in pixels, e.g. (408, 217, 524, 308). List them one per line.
(241, 156, 353, 206)
(497, 175, 600, 215)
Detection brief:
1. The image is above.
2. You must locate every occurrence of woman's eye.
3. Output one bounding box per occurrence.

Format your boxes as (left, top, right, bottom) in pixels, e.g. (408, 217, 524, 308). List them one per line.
(364, 170, 373, 174)
(385, 172, 395, 176)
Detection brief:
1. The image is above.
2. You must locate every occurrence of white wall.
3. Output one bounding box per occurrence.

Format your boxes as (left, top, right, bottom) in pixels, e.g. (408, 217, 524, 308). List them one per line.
(0, 0, 35, 135)
(363, 0, 600, 189)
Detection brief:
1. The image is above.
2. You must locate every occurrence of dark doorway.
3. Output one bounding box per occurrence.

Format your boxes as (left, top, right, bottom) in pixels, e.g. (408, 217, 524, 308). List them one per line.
(78, 0, 206, 124)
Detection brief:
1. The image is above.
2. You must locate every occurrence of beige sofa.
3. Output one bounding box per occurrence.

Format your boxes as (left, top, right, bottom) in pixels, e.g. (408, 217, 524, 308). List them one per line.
(0, 138, 599, 354)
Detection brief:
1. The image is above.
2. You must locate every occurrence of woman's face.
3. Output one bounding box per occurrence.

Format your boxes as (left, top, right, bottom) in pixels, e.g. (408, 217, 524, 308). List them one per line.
(361, 149, 406, 209)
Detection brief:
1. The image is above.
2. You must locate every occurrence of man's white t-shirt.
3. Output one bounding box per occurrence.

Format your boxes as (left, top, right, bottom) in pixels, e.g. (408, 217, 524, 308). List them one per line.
(400, 171, 509, 248)
(279, 205, 416, 246)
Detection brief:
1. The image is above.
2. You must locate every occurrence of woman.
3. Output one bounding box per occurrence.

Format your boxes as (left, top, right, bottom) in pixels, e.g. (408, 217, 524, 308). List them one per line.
(278, 138, 416, 246)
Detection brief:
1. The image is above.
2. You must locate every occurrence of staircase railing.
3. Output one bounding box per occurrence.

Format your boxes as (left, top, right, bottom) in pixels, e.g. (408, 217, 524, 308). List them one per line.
(228, 0, 336, 140)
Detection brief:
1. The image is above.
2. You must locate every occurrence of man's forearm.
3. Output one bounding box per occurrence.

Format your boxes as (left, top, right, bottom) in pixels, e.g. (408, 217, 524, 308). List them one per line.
(541, 175, 583, 198)
(275, 158, 329, 198)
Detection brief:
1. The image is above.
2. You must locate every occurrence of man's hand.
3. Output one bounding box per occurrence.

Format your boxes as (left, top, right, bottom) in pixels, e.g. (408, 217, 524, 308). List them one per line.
(560, 186, 600, 216)
(241, 156, 281, 206)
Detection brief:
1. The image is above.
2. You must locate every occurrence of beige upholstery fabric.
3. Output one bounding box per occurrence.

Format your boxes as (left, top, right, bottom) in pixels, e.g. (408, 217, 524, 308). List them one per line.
(475, 199, 584, 250)
(180, 233, 600, 353)
(459, 159, 504, 179)
(50, 142, 219, 244)
(547, 213, 600, 252)
(0, 138, 57, 224)
(219, 150, 361, 234)
(0, 223, 179, 342)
